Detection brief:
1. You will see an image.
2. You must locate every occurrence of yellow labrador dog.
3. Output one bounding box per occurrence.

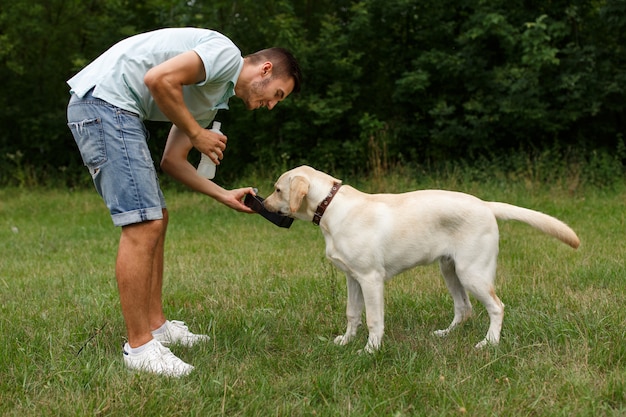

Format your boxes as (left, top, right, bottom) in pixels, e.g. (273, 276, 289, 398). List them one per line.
(263, 165, 580, 353)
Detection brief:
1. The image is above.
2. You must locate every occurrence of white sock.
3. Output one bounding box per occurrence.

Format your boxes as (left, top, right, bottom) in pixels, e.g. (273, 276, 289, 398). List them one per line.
(126, 339, 156, 355)
(151, 321, 169, 335)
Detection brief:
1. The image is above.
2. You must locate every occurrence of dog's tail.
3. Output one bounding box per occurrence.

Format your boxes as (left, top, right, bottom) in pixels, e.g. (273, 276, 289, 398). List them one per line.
(486, 202, 580, 249)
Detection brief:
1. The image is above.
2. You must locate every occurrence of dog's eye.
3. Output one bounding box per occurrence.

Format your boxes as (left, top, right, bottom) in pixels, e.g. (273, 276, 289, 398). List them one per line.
(276, 188, 281, 193)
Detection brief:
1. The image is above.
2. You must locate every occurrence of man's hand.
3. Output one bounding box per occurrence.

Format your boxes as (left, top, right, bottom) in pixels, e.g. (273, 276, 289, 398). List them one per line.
(218, 187, 257, 213)
(190, 129, 227, 164)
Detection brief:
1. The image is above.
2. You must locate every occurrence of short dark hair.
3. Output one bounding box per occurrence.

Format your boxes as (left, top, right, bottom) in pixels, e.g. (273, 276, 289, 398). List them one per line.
(245, 47, 302, 94)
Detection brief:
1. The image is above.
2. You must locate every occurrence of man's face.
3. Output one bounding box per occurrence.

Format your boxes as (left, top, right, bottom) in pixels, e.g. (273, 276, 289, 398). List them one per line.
(241, 75, 295, 111)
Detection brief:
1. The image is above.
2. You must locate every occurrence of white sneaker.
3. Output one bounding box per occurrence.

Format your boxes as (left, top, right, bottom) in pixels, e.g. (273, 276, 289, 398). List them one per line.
(152, 320, 210, 347)
(123, 339, 194, 377)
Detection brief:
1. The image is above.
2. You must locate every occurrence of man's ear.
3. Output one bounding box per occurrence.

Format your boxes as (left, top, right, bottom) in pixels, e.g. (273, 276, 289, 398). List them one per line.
(289, 176, 309, 213)
(261, 61, 273, 76)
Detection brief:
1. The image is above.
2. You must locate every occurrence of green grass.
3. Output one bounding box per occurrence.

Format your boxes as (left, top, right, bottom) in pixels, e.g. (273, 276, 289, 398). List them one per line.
(0, 175, 625, 416)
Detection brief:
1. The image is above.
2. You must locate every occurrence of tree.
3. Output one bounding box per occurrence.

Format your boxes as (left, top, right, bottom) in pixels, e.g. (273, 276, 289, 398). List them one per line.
(0, 0, 624, 185)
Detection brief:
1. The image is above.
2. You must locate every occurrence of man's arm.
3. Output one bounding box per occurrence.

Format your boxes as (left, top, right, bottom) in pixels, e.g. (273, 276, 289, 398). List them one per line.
(161, 125, 255, 213)
(144, 50, 225, 163)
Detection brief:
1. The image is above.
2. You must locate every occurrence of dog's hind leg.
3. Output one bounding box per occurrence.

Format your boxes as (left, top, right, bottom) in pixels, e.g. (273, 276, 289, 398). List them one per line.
(334, 273, 364, 347)
(470, 284, 504, 349)
(434, 256, 473, 338)
(456, 256, 504, 349)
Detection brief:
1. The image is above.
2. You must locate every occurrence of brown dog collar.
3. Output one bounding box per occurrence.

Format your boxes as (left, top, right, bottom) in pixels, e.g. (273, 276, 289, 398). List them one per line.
(312, 182, 342, 226)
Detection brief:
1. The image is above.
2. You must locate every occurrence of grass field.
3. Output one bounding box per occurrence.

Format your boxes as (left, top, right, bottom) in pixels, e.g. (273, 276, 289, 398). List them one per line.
(0, 173, 625, 416)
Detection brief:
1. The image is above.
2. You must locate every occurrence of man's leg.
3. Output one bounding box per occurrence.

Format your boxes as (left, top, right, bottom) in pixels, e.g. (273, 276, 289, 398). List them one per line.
(116, 213, 195, 377)
(148, 208, 168, 332)
(147, 207, 211, 347)
(68, 93, 195, 376)
(116, 218, 165, 348)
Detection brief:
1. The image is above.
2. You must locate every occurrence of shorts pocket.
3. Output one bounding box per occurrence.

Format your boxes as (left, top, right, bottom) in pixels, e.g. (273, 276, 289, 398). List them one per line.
(67, 118, 107, 171)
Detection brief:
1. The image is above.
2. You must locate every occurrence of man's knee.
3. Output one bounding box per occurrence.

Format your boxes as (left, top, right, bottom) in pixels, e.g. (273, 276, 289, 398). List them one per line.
(122, 219, 166, 245)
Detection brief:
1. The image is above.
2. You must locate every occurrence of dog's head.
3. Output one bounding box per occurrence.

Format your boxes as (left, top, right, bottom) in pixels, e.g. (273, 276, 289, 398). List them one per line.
(263, 165, 342, 222)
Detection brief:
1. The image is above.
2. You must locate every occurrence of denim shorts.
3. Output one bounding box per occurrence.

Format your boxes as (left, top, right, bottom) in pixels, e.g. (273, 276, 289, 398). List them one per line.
(67, 90, 166, 227)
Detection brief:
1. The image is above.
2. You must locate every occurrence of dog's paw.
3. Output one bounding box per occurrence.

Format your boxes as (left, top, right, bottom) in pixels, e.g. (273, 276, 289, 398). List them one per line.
(334, 335, 350, 346)
(359, 345, 375, 355)
(433, 329, 451, 338)
(363, 335, 381, 353)
(356, 342, 378, 355)
(474, 338, 498, 349)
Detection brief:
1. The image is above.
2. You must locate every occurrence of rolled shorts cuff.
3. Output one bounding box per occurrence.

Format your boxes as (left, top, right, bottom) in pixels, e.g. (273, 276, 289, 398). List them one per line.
(112, 206, 165, 227)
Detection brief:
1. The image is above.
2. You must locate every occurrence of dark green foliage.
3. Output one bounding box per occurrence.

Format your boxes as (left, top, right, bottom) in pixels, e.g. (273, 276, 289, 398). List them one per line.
(0, 0, 624, 186)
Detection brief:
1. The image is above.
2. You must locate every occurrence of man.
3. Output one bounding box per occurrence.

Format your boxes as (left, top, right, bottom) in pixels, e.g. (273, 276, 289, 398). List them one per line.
(66, 27, 301, 377)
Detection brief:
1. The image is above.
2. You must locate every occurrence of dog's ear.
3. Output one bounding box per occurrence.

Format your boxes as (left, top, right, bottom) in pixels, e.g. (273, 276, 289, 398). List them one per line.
(289, 175, 309, 213)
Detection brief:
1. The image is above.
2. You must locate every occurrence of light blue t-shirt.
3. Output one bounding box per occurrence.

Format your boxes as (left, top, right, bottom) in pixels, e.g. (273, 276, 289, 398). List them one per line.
(67, 28, 243, 127)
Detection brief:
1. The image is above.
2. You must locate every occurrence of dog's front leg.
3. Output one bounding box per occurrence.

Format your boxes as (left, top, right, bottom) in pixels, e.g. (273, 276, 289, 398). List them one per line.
(334, 273, 364, 347)
(361, 277, 385, 353)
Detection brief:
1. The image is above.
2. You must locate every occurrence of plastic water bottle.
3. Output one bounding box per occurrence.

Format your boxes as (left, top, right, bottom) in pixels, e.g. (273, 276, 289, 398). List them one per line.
(197, 121, 222, 179)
